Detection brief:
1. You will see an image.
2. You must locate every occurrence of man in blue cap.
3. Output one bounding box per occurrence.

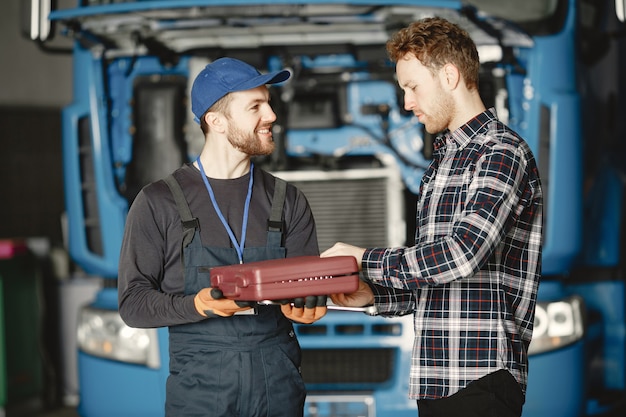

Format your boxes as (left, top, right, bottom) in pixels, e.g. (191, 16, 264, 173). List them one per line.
(118, 57, 326, 417)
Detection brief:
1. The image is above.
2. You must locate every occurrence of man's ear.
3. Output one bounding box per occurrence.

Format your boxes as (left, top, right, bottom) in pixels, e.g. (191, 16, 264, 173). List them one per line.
(441, 63, 461, 90)
(204, 111, 226, 133)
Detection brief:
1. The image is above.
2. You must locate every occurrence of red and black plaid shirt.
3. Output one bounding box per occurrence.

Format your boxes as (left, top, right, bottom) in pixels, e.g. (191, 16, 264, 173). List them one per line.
(363, 108, 543, 400)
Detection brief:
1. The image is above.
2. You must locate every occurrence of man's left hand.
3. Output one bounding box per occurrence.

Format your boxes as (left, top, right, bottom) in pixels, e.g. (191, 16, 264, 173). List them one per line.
(280, 295, 328, 324)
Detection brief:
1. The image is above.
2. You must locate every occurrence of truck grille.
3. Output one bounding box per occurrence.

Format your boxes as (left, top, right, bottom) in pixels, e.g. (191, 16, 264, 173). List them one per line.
(275, 163, 405, 252)
(301, 348, 395, 385)
(296, 319, 404, 388)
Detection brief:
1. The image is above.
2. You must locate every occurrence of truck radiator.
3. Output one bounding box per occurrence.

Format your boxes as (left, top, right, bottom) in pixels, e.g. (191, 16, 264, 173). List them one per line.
(275, 163, 406, 252)
(301, 348, 395, 385)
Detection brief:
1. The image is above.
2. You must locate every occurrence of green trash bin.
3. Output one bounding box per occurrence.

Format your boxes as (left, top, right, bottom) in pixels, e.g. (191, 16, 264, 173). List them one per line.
(0, 239, 44, 410)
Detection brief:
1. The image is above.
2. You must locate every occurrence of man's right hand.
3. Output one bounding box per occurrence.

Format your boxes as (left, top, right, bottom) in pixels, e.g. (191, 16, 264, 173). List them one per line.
(194, 288, 254, 318)
(330, 279, 375, 308)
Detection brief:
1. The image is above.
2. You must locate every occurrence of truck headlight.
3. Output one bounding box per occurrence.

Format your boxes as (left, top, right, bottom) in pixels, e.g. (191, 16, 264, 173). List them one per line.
(77, 306, 160, 368)
(528, 296, 585, 355)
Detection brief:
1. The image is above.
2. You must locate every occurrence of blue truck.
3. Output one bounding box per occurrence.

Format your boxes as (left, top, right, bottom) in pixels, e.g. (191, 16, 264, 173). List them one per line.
(28, 0, 626, 416)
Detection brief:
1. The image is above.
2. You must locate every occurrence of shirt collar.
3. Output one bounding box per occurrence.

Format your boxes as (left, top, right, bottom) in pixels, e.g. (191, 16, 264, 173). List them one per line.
(449, 107, 498, 149)
(432, 108, 498, 158)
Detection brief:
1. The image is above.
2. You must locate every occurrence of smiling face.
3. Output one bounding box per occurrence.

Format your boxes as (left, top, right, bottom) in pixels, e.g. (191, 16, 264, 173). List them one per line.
(396, 54, 455, 134)
(223, 85, 277, 156)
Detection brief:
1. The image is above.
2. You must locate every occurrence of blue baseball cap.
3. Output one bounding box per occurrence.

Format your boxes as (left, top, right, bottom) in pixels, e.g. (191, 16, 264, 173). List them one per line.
(191, 57, 291, 123)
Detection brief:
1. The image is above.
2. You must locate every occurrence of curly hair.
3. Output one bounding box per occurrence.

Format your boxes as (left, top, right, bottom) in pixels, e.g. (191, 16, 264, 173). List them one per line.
(386, 17, 480, 91)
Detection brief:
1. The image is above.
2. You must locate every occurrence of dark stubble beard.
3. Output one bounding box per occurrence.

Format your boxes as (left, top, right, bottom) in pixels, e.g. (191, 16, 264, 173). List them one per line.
(226, 117, 275, 156)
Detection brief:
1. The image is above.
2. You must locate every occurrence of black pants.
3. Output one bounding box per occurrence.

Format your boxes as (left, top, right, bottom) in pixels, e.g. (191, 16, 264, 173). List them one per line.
(417, 369, 524, 417)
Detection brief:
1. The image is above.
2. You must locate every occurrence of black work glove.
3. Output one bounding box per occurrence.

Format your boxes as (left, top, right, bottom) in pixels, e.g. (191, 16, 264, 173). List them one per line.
(293, 295, 328, 309)
(280, 295, 328, 324)
(210, 288, 256, 308)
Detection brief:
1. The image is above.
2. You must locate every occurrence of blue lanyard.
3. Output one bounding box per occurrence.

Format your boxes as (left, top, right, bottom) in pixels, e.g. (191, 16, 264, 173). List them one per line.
(196, 157, 254, 264)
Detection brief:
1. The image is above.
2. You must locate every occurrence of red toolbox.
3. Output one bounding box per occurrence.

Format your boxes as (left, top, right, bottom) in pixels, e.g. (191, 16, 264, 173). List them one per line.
(209, 256, 359, 301)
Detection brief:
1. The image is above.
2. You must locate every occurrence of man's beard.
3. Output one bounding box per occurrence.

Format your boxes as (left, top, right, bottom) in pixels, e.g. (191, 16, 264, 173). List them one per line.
(226, 120, 275, 156)
(423, 85, 454, 135)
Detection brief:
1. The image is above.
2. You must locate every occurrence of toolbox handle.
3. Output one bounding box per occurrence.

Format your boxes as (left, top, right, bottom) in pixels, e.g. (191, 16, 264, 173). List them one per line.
(211, 273, 246, 297)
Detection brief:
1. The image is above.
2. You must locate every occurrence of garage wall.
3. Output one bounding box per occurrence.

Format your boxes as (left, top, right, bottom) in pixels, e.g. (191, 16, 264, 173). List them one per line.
(0, 0, 72, 243)
(0, 0, 72, 107)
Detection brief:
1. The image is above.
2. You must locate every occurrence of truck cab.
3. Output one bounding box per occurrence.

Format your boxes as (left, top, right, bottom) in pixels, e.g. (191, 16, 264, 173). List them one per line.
(28, 1, 626, 416)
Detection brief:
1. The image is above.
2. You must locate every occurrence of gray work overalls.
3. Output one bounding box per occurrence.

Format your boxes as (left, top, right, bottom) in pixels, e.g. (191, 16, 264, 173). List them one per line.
(163, 174, 305, 417)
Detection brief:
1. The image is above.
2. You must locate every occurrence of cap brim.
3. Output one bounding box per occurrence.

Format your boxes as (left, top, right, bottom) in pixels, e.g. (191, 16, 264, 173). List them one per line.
(232, 69, 291, 92)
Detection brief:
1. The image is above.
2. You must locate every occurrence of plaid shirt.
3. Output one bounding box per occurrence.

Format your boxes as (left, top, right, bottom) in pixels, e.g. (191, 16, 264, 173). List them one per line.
(363, 108, 542, 400)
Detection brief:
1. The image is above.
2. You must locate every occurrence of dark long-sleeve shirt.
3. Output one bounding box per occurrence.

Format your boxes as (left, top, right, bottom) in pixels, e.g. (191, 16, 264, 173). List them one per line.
(118, 163, 319, 328)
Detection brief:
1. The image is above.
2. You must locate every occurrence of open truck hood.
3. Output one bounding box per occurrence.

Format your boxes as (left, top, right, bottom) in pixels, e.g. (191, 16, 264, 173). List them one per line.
(48, 0, 533, 61)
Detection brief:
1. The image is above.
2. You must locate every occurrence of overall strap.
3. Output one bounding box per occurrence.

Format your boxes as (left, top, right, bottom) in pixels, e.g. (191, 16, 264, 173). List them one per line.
(164, 174, 199, 249)
(267, 177, 287, 247)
